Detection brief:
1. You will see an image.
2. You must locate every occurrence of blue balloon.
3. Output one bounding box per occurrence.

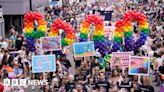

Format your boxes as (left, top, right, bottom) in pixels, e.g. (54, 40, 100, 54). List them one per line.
(26, 37, 36, 52)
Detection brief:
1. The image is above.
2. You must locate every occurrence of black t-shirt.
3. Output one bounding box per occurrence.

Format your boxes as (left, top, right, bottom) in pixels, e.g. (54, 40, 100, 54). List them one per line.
(65, 82, 75, 92)
(91, 62, 102, 69)
(74, 74, 86, 81)
(85, 82, 96, 90)
(105, 67, 111, 75)
(53, 84, 61, 92)
(18, 57, 24, 69)
(60, 59, 71, 69)
(159, 66, 164, 74)
(16, 39, 23, 50)
(74, 60, 82, 68)
(139, 85, 154, 92)
(93, 75, 99, 83)
(117, 81, 133, 92)
(95, 80, 110, 92)
(81, 69, 89, 77)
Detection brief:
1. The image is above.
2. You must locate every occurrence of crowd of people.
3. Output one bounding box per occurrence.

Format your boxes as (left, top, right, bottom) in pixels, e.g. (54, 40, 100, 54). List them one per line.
(0, 0, 163, 92)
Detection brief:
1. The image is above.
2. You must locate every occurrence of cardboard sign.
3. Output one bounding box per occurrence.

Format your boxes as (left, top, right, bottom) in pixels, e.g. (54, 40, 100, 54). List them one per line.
(111, 52, 132, 67)
(129, 56, 150, 76)
(41, 36, 62, 51)
(73, 42, 95, 57)
(32, 55, 56, 73)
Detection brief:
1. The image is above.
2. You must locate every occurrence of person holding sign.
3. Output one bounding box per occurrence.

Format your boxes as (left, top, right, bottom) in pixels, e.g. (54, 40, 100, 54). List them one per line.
(113, 57, 122, 73)
(138, 77, 155, 92)
(159, 60, 164, 86)
(60, 56, 72, 70)
(117, 74, 133, 92)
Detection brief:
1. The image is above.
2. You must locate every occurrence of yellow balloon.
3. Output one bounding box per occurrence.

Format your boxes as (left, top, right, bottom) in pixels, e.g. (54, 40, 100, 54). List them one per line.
(81, 27, 88, 31)
(43, 25, 47, 28)
(81, 28, 89, 33)
(29, 27, 34, 31)
(67, 40, 73, 44)
(144, 25, 148, 28)
(53, 33, 58, 36)
(26, 29, 32, 33)
(81, 29, 88, 34)
(115, 31, 119, 35)
(37, 27, 41, 30)
(94, 29, 99, 32)
(49, 32, 53, 36)
(66, 39, 72, 44)
(124, 28, 129, 32)
(117, 33, 123, 37)
(100, 31, 104, 36)
(114, 32, 117, 36)
(25, 29, 29, 33)
(127, 26, 132, 30)
(93, 32, 99, 36)
(93, 30, 100, 36)
(43, 29, 47, 32)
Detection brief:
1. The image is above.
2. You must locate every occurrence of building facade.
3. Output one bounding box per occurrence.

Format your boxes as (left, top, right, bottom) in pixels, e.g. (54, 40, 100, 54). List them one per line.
(0, 0, 49, 36)
(0, 5, 5, 37)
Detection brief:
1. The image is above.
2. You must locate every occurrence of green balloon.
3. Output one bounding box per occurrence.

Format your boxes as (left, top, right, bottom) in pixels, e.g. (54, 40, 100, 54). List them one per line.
(61, 39, 68, 47)
(80, 33, 88, 38)
(114, 37, 118, 41)
(93, 36, 104, 41)
(141, 28, 149, 34)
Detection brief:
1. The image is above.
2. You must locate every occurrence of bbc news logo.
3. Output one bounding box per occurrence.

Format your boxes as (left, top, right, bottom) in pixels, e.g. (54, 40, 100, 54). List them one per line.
(4, 79, 48, 86)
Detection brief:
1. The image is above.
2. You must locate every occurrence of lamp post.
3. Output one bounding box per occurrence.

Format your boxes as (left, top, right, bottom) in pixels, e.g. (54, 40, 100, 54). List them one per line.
(29, 0, 32, 10)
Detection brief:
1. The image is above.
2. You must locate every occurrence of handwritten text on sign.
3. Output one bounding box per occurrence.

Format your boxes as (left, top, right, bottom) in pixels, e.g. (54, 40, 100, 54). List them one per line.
(32, 55, 56, 73)
(111, 52, 132, 67)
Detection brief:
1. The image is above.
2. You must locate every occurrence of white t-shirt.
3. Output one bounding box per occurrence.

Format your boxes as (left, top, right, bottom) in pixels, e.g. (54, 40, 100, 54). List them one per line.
(22, 58, 31, 68)
(156, 58, 163, 70)
(145, 37, 153, 46)
(0, 42, 8, 49)
(4, 86, 14, 92)
(0, 53, 4, 63)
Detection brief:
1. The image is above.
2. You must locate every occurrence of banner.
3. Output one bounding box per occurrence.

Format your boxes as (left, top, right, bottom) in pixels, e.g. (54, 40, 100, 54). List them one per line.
(73, 41, 95, 57)
(13, 68, 23, 77)
(93, 10, 112, 21)
(32, 55, 56, 73)
(111, 52, 132, 67)
(41, 36, 62, 51)
(129, 56, 150, 76)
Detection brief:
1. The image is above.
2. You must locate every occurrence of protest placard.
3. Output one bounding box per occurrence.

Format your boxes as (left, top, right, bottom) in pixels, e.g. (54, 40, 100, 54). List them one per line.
(41, 36, 62, 51)
(111, 52, 132, 68)
(73, 41, 95, 57)
(32, 55, 56, 73)
(129, 56, 150, 76)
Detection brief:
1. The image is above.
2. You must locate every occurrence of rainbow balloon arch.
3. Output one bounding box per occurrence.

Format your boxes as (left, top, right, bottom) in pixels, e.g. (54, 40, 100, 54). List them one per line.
(79, 15, 108, 56)
(24, 11, 47, 51)
(79, 11, 149, 56)
(24, 10, 149, 57)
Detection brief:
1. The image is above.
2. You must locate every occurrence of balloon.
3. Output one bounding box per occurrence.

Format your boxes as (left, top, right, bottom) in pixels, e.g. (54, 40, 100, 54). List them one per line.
(24, 11, 47, 52)
(26, 37, 36, 51)
(122, 10, 149, 51)
(49, 18, 75, 47)
(79, 15, 107, 55)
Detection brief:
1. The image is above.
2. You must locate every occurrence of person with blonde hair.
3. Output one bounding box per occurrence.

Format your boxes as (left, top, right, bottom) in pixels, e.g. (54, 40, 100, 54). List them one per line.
(51, 78, 61, 92)
(138, 77, 154, 92)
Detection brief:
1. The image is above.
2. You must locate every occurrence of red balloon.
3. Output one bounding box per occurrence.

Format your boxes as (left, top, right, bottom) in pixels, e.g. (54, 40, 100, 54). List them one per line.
(0, 84, 4, 92)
